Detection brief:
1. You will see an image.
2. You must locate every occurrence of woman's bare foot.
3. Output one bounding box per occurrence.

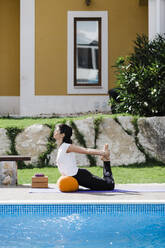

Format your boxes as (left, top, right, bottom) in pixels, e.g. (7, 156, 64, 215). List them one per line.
(101, 144, 110, 161)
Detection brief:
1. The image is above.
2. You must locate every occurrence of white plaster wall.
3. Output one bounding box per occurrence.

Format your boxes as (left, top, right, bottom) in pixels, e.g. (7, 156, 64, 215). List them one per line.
(0, 97, 20, 115)
(19, 95, 110, 116)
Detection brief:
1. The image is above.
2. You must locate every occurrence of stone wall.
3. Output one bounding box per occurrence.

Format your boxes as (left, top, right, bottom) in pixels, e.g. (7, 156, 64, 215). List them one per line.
(0, 117, 165, 177)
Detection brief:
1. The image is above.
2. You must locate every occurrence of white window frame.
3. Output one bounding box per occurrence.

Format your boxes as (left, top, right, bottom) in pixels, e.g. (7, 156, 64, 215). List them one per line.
(67, 11, 108, 94)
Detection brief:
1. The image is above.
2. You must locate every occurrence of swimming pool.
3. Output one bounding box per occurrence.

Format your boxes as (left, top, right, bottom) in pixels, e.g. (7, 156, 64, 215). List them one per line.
(0, 203, 164, 248)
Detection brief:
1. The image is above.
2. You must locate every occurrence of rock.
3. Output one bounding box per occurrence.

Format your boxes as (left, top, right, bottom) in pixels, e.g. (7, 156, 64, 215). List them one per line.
(72, 118, 95, 147)
(96, 118, 146, 166)
(117, 116, 135, 136)
(16, 124, 51, 165)
(49, 149, 58, 166)
(3, 167, 13, 177)
(1, 161, 17, 184)
(75, 153, 90, 167)
(69, 118, 95, 166)
(138, 117, 165, 163)
(2, 175, 11, 185)
(0, 128, 11, 155)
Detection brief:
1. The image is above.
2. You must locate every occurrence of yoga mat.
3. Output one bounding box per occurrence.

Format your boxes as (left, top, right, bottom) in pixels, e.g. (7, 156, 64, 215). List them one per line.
(29, 188, 132, 193)
(29, 185, 165, 193)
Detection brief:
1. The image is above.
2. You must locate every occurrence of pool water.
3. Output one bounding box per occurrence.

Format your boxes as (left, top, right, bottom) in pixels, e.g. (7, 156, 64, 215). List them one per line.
(0, 204, 165, 248)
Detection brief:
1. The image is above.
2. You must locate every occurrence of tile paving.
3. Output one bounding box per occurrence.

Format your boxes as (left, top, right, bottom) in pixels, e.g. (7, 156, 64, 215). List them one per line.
(0, 184, 165, 203)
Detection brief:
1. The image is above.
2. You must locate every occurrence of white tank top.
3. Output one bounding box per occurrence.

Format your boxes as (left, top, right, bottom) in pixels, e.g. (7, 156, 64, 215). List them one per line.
(56, 142, 78, 176)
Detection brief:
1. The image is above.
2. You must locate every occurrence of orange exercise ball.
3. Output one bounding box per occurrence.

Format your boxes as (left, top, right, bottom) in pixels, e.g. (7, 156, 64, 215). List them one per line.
(57, 176, 79, 192)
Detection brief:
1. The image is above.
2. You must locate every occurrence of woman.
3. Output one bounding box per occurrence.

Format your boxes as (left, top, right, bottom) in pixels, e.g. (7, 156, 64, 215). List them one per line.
(53, 124, 115, 190)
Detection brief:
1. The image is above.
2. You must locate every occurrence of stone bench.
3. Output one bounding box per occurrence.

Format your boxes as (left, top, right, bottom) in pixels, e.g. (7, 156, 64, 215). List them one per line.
(0, 156, 31, 185)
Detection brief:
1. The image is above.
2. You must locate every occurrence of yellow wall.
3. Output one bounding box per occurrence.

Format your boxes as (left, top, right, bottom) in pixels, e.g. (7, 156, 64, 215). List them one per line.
(35, 0, 148, 95)
(0, 0, 20, 96)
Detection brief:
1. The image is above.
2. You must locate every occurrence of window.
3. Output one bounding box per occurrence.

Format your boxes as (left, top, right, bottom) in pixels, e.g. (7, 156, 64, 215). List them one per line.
(74, 18, 101, 86)
(68, 11, 108, 94)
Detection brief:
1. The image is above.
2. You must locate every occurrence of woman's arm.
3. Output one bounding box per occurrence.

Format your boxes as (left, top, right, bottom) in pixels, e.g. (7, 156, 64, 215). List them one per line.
(67, 144, 105, 157)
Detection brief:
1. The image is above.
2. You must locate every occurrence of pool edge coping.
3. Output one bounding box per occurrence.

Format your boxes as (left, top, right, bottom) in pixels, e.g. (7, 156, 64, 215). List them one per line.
(0, 200, 165, 205)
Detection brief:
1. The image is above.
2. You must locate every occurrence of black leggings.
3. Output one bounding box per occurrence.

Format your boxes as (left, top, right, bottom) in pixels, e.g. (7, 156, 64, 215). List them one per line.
(73, 161, 115, 190)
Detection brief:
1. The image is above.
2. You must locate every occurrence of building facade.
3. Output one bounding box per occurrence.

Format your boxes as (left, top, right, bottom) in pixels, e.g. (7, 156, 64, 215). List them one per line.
(0, 0, 164, 116)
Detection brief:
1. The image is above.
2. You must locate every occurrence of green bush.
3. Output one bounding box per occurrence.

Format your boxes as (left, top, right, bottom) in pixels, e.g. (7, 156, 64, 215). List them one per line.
(111, 34, 165, 116)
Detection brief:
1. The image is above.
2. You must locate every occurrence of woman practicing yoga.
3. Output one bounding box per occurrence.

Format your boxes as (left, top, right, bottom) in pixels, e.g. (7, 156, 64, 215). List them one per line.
(54, 124, 115, 190)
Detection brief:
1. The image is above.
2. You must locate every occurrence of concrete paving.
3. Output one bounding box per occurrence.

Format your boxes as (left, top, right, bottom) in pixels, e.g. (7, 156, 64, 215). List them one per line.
(0, 184, 165, 203)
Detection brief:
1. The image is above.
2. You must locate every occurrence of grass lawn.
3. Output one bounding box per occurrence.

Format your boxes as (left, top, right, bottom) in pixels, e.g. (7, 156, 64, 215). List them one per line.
(18, 165, 165, 185)
(0, 114, 114, 128)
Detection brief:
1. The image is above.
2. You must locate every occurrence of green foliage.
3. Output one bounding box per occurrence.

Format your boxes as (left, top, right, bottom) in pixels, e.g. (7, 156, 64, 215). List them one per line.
(93, 117, 102, 148)
(6, 127, 23, 155)
(131, 117, 149, 158)
(111, 34, 165, 116)
(37, 125, 57, 167)
(5, 127, 27, 169)
(131, 117, 164, 163)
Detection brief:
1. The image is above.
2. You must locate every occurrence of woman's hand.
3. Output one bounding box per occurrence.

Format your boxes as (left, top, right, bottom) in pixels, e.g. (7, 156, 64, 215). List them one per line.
(100, 144, 110, 161)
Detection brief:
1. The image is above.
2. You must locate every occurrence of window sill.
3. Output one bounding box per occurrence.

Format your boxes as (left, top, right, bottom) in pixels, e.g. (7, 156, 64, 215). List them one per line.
(67, 85, 107, 94)
(74, 85, 103, 89)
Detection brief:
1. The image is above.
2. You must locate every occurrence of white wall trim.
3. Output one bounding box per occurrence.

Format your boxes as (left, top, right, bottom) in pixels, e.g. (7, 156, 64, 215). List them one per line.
(156, 0, 161, 33)
(20, 0, 35, 115)
(67, 11, 108, 95)
(149, 0, 165, 40)
(160, 0, 165, 35)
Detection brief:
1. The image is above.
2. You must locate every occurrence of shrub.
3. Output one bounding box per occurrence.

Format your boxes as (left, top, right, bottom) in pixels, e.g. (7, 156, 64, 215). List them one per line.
(111, 34, 165, 116)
